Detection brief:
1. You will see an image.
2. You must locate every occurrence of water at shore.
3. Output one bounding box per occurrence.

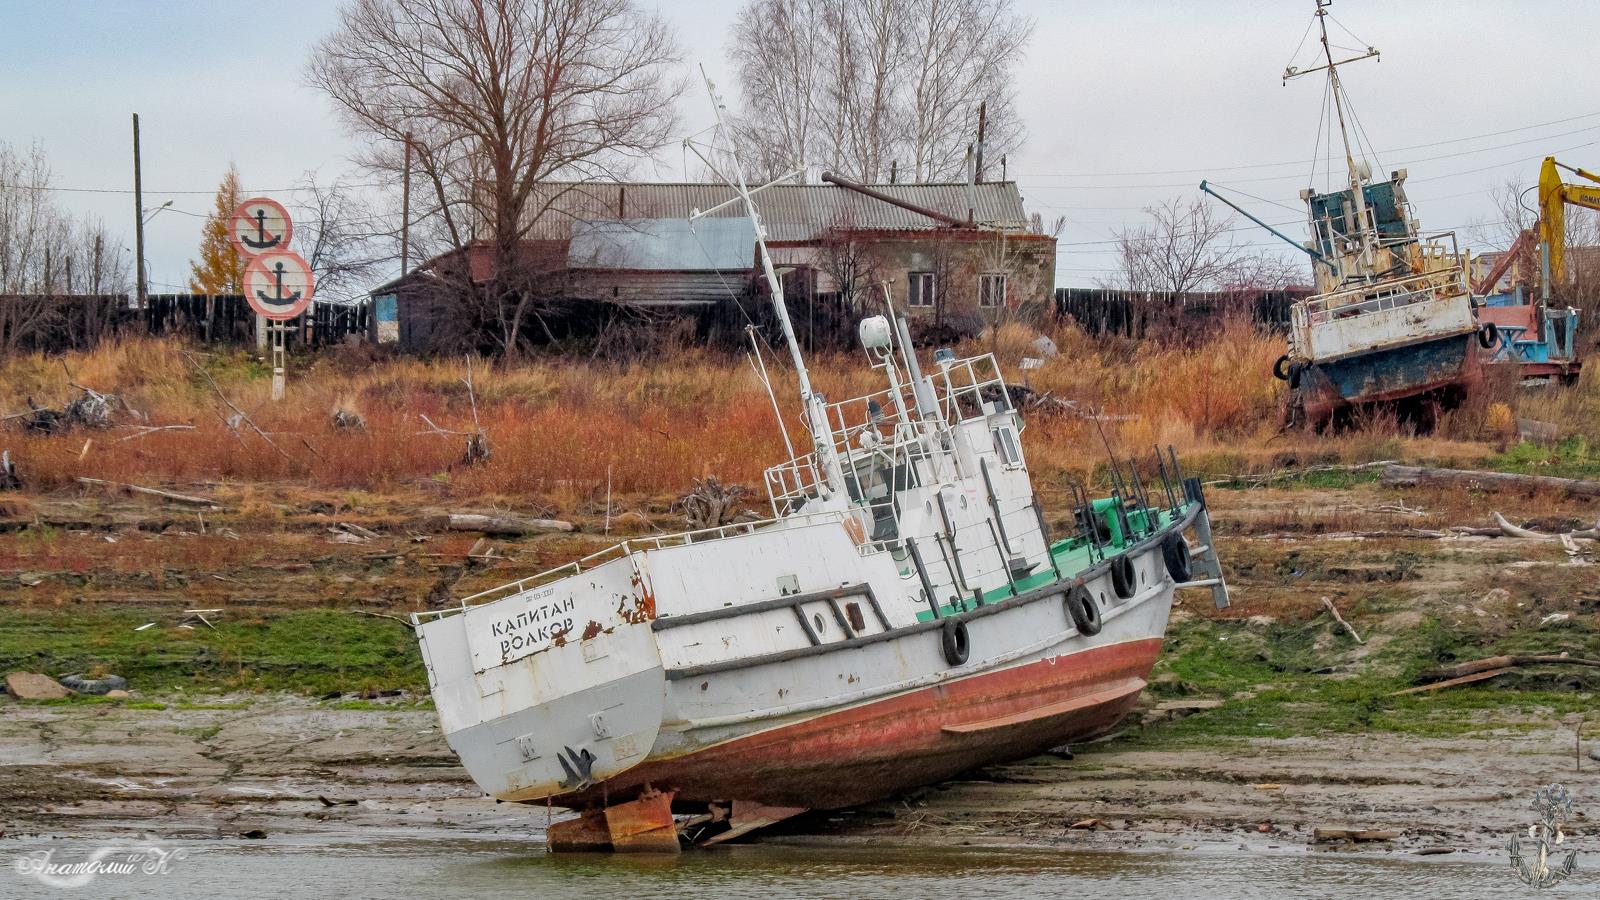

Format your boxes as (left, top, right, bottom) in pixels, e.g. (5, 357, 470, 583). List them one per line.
(3, 834, 1536, 899)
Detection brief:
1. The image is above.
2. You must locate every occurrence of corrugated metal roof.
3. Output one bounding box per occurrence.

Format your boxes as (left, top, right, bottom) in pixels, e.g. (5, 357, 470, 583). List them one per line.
(526, 181, 1030, 241)
(567, 217, 754, 270)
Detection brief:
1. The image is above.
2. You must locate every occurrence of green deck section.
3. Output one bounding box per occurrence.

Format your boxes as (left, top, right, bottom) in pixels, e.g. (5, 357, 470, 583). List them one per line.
(912, 503, 1187, 622)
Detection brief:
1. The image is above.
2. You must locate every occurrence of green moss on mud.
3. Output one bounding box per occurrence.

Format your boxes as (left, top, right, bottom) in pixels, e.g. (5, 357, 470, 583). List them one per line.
(0, 607, 424, 696)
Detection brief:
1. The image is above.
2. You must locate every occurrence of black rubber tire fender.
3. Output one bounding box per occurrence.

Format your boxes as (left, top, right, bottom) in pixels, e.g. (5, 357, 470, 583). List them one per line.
(1065, 585, 1102, 637)
(940, 617, 970, 667)
(1272, 354, 1292, 381)
(1478, 322, 1499, 349)
(1110, 554, 1137, 600)
(1287, 362, 1306, 390)
(1161, 532, 1192, 583)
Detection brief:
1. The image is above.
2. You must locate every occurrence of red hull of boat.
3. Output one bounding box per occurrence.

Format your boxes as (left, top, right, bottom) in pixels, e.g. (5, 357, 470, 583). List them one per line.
(559, 637, 1162, 811)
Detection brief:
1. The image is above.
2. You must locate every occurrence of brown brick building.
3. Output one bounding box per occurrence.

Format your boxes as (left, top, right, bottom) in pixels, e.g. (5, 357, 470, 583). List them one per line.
(372, 180, 1056, 351)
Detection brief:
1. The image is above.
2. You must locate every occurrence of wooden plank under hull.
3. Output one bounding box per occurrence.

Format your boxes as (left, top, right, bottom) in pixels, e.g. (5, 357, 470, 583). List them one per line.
(1300, 333, 1480, 423)
(552, 636, 1162, 811)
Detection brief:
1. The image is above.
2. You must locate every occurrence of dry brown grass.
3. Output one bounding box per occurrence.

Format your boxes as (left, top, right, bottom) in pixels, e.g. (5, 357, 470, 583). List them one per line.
(0, 326, 1583, 513)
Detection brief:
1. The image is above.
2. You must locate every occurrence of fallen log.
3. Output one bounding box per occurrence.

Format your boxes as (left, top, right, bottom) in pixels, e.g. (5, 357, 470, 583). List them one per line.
(76, 477, 218, 508)
(1382, 464, 1600, 498)
(439, 513, 575, 536)
(1416, 654, 1600, 684)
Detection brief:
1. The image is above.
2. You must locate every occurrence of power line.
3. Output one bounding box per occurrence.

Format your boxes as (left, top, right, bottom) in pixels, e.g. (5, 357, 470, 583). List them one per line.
(1021, 125, 1600, 190)
(1013, 110, 1600, 179)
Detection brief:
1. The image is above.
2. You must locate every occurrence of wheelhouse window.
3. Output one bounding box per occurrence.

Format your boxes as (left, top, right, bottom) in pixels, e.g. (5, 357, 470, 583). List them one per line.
(907, 271, 936, 308)
(978, 273, 1007, 308)
(992, 425, 1022, 467)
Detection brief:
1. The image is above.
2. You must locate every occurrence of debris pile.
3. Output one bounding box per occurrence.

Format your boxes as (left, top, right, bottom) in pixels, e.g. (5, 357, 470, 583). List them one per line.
(677, 476, 750, 529)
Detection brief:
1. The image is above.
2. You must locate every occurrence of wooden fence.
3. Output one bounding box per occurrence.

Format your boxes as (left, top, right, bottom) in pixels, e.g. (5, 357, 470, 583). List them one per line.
(0, 293, 370, 355)
(1053, 287, 1305, 341)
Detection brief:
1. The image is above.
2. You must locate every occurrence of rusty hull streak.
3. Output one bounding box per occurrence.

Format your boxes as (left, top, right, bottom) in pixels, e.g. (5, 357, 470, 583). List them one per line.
(552, 637, 1162, 812)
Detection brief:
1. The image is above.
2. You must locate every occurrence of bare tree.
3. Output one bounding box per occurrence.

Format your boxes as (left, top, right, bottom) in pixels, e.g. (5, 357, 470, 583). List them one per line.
(308, 0, 684, 356)
(290, 172, 387, 304)
(0, 142, 129, 354)
(1109, 197, 1302, 294)
(729, 0, 1030, 183)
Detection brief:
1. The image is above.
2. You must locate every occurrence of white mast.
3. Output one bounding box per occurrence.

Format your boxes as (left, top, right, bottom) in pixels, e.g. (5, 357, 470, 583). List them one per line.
(698, 68, 846, 498)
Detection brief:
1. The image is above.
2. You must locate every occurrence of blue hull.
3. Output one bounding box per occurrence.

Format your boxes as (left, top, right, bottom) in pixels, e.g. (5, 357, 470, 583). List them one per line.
(1299, 334, 1477, 421)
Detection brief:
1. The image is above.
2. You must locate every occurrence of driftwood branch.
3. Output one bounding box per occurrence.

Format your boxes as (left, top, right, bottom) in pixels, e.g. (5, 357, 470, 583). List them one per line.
(1383, 464, 1600, 498)
(76, 477, 218, 508)
(346, 608, 414, 630)
(1321, 596, 1363, 644)
(180, 350, 295, 463)
(114, 424, 197, 443)
(1489, 511, 1600, 541)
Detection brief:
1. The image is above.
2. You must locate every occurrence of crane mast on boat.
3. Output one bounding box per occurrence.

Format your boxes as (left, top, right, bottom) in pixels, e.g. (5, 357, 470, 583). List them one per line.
(1283, 0, 1381, 280)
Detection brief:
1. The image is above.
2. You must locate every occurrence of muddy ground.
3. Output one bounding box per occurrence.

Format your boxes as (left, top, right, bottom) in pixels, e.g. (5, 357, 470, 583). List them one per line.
(0, 695, 1591, 856)
(2, 477, 1598, 855)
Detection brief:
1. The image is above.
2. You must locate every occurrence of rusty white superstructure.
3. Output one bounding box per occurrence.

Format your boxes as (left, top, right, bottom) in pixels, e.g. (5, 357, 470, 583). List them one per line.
(1275, 0, 1488, 426)
(411, 74, 1230, 852)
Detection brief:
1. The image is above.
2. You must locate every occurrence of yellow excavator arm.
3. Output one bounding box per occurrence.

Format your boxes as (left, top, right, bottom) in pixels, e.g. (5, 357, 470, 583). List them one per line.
(1540, 156, 1600, 283)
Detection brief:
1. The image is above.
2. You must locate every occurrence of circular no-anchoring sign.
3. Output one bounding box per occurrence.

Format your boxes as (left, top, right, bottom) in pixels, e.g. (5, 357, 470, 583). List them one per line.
(228, 197, 294, 256)
(243, 251, 315, 320)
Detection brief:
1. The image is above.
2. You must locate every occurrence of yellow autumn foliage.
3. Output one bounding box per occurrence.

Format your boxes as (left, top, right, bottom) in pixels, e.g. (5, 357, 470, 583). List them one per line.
(187, 165, 245, 295)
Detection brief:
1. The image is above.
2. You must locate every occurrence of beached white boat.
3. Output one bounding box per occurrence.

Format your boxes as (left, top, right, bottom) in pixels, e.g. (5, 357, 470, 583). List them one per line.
(411, 78, 1230, 853)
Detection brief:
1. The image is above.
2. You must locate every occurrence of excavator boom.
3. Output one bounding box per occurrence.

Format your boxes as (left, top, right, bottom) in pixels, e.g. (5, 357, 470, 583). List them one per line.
(1539, 156, 1600, 284)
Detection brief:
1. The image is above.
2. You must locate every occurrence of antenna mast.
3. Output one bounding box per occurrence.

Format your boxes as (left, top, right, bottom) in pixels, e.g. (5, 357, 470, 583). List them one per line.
(1285, 0, 1380, 270)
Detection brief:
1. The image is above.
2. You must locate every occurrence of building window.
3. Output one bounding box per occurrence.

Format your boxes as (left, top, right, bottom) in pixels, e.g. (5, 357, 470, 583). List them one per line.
(978, 273, 1007, 308)
(908, 271, 936, 308)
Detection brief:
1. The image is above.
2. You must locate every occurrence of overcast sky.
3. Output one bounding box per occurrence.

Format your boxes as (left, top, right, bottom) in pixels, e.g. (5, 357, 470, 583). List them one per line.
(2, 0, 1595, 291)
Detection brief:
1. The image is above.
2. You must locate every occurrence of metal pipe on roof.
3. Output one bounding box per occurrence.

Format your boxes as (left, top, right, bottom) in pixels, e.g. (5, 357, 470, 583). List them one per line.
(819, 172, 974, 230)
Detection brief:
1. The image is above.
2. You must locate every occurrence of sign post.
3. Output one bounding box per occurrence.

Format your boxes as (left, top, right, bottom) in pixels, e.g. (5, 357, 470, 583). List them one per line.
(229, 197, 313, 401)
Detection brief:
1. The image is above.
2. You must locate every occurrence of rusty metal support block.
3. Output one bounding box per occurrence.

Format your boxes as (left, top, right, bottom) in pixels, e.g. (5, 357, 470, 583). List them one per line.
(547, 787, 680, 853)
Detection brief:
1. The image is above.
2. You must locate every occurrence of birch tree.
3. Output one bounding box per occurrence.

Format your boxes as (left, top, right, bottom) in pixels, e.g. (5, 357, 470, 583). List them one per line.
(728, 0, 1030, 182)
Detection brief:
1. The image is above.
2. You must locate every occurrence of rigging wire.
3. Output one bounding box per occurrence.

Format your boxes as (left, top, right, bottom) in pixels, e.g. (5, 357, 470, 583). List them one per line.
(1014, 111, 1600, 179)
(1283, 12, 1318, 78)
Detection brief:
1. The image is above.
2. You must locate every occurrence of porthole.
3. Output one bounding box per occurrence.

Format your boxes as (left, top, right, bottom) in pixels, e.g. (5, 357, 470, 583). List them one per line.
(813, 613, 827, 634)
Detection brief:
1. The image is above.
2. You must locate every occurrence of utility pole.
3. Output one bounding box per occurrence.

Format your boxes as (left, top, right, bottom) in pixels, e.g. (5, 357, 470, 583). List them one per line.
(975, 101, 987, 183)
(132, 113, 147, 309)
(400, 131, 413, 276)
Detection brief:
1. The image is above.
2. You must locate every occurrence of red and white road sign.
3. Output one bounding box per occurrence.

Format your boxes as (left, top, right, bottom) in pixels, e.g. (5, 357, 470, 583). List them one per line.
(228, 197, 294, 257)
(243, 250, 315, 320)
